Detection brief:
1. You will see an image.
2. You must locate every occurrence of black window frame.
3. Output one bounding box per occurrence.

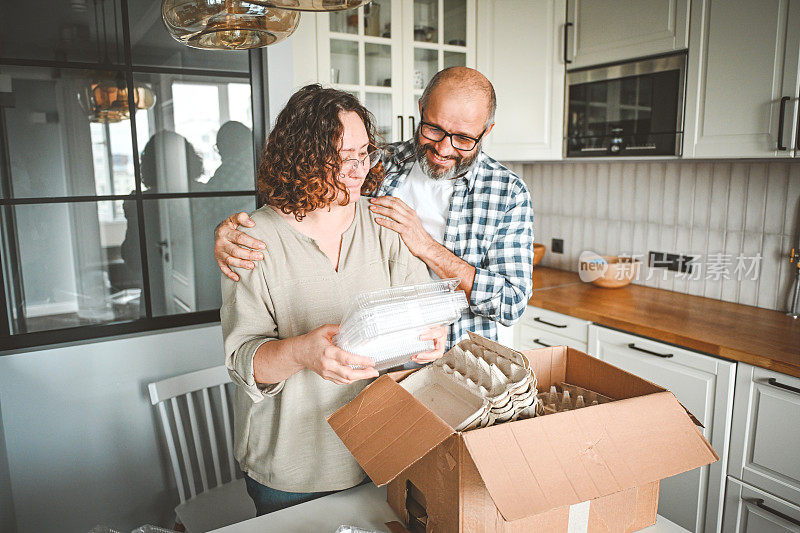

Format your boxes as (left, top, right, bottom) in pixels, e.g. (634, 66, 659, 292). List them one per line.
(0, 1, 269, 351)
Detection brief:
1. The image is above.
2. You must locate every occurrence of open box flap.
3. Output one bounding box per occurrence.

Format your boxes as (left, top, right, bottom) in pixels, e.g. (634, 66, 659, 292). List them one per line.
(461, 391, 718, 522)
(523, 345, 704, 427)
(327, 374, 455, 486)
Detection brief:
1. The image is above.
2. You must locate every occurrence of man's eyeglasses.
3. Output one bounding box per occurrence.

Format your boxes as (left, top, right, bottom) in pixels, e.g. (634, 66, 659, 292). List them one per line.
(341, 148, 382, 176)
(419, 110, 487, 151)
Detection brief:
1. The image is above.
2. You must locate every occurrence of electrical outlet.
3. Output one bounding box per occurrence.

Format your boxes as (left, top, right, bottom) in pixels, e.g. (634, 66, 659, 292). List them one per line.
(648, 251, 695, 273)
(552, 238, 564, 254)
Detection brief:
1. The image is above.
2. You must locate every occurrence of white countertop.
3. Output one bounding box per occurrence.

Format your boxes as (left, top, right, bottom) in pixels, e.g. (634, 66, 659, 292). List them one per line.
(209, 483, 690, 533)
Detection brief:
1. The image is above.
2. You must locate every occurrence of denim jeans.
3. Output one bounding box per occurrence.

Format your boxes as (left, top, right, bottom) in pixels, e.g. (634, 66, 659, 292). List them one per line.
(243, 474, 368, 516)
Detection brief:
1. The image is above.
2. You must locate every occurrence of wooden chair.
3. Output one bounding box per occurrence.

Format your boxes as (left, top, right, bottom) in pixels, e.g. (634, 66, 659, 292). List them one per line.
(148, 366, 255, 532)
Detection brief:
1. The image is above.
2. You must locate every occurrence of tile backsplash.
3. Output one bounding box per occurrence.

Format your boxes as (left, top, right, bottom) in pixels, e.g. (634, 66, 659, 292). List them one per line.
(507, 161, 800, 313)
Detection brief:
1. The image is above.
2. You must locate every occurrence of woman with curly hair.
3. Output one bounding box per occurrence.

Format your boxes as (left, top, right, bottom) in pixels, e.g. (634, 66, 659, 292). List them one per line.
(220, 84, 446, 515)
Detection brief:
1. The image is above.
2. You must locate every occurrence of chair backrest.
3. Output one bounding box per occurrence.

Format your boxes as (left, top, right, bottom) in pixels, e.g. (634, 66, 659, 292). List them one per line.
(148, 366, 237, 504)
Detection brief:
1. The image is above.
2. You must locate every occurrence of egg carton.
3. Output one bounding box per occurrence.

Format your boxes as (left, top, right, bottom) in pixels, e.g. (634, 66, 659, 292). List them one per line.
(399, 364, 490, 431)
(428, 337, 542, 431)
(536, 382, 615, 416)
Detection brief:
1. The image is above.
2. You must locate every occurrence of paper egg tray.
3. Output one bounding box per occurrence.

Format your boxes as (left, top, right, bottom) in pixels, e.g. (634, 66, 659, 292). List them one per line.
(430, 338, 542, 431)
(536, 382, 615, 416)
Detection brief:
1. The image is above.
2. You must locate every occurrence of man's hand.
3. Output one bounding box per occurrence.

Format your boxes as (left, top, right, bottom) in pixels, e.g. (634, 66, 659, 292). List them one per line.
(369, 196, 437, 258)
(214, 212, 267, 282)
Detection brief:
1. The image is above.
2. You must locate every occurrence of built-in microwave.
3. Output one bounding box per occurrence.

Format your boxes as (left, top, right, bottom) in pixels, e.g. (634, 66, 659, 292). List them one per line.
(565, 53, 686, 157)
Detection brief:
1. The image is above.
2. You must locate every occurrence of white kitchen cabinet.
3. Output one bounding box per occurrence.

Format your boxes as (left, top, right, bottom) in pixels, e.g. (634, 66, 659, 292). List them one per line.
(683, 0, 800, 158)
(296, 0, 476, 143)
(728, 364, 800, 508)
(476, 0, 565, 161)
(564, 0, 689, 69)
(722, 477, 800, 533)
(589, 325, 736, 533)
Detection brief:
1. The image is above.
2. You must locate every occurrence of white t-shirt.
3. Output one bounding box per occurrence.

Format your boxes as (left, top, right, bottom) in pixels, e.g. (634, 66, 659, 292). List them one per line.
(390, 162, 515, 347)
(392, 161, 455, 245)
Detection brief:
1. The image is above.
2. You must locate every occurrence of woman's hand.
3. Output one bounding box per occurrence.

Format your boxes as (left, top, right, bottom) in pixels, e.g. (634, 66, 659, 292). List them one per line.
(411, 325, 448, 364)
(214, 212, 267, 282)
(294, 324, 379, 385)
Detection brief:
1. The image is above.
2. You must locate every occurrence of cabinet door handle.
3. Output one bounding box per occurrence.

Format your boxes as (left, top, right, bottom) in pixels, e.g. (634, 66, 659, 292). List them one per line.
(533, 316, 568, 328)
(778, 96, 790, 150)
(408, 115, 415, 134)
(796, 93, 800, 150)
(744, 498, 800, 527)
(532, 338, 552, 347)
(563, 22, 573, 65)
(397, 115, 404, 141)
(627, 343, 673, 358)
(767, 377, 800, 395)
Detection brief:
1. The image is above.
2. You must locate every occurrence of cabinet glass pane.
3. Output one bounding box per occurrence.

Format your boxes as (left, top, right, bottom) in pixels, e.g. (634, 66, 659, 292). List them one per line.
(0, 66, 136, 200)
(414, 0, 438, 43)
(134, 73, 255, 194)
(365, 44, 392, 87)
(364, 92, 392, 142)
(331, 39, 359, 85)
(444, 51, 466, 69)
(0, 0, 124, 64)
(364, 0, 391, 38)
(414, 48, 439, 90)
(128, 0, 249, 72)
(330, 9, 358, 34)
(142, 196, 256, 316)
(2, 201, 144, 334)
(443, 0, 467, 45)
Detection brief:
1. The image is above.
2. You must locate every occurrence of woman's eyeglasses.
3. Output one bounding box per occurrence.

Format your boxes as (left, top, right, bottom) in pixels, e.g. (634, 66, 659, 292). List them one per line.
(341, 148, 383, 176)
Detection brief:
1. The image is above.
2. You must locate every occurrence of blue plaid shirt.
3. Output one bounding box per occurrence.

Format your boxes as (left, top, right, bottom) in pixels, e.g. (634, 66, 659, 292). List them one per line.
(375, 140, 534, 348)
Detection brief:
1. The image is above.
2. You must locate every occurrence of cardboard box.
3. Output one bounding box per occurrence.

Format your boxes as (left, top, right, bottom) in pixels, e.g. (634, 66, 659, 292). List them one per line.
(328, 335, 718, 532)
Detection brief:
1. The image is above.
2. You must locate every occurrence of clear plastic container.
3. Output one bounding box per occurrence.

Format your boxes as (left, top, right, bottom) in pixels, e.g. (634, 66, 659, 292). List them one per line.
(339, 278, 460, 326)
(335, 292, 467, 348)
(335, 279, 467, 370)
(339, 326, 434, 371)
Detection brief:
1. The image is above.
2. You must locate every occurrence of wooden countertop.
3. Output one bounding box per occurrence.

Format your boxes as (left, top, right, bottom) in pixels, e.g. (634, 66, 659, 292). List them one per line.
(529, 267, 800, 378)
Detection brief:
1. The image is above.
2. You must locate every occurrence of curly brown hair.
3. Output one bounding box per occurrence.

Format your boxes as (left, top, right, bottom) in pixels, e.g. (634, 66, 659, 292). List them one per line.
(257, 84, 384, 220)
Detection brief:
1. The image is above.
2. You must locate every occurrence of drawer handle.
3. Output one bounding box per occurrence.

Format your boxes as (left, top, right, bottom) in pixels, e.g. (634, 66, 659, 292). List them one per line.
(532, 338, 552, 348)
(627, 343, 673, 358)
(744, 498, 800, 527)
(533, 317, 568, 328)
(767, 377, 800, 396)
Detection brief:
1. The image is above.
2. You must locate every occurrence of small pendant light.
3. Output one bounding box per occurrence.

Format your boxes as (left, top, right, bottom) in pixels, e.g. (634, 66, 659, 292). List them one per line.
(244, 0, 371, 11)
(162, 0, 300, 50)
(80, 75, 157, 123)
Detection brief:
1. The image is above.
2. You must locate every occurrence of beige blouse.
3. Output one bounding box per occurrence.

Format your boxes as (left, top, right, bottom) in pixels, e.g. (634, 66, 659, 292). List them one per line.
(221, 198, 430, 492)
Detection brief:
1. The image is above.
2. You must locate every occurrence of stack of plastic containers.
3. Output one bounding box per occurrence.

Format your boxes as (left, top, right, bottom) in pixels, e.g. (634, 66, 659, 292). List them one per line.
(334, 278, 468, 371)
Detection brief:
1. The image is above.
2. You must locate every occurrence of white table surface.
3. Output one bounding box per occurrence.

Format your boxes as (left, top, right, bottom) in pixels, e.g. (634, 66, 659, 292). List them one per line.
(209, 483, 690, 533)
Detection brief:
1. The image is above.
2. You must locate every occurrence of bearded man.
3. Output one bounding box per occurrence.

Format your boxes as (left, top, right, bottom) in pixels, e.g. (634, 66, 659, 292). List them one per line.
(214, 67, 534, 348)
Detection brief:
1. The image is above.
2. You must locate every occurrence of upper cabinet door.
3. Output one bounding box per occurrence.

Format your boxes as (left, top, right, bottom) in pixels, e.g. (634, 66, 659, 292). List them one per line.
(401, 0, 477, 135)
(683, 0, 800, 158)
(476, 0, 566, 161)
(316, 0, 404, 143)
(565, 0, 690, 69)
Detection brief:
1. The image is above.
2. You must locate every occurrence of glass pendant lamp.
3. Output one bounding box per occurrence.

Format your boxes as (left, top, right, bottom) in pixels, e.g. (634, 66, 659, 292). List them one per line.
(244, 0, 371, 11)
(162, 0, 300, 50)
(80, 76, 157, 123)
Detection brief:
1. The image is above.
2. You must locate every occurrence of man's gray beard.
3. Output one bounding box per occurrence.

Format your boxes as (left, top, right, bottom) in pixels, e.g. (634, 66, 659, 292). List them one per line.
(414, 131, 481, 181)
